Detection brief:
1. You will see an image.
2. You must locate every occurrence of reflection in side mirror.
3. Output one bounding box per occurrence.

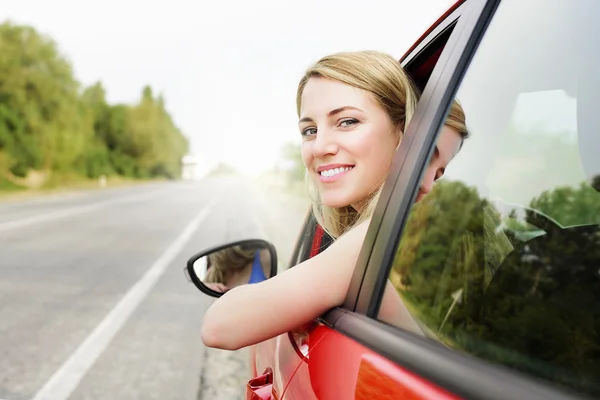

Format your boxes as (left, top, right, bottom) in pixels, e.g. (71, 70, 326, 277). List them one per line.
(184, 239, 277, 298)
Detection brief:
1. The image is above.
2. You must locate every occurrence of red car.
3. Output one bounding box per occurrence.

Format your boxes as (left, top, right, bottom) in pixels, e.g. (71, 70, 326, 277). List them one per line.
(187, 0, 600, 398)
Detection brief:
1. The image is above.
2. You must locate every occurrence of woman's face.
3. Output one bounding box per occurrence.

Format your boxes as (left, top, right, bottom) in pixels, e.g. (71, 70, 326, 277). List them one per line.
(415, 126, 464, 203)
(299, 77, 400, 211)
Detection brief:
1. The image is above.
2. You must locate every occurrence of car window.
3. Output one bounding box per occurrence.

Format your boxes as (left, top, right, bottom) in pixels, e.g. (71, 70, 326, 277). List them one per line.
(378, 0, 600, 397)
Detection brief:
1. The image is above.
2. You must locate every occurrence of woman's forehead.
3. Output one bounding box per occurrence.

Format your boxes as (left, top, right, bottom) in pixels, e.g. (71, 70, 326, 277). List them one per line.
(438, 126, 464, 163)
(300, 78, 373, 116)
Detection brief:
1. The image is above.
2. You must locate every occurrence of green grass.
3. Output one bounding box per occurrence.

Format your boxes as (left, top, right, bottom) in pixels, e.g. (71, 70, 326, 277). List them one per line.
(0, 177, 26, 192)
(0, 172, 168, 201)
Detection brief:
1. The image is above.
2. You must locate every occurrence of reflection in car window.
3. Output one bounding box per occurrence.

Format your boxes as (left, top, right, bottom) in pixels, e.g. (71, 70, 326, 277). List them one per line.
(378, 0, 600, 397)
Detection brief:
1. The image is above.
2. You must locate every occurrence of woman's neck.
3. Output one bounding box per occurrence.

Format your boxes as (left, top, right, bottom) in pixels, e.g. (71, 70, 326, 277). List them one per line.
(351, 201, 366, 214)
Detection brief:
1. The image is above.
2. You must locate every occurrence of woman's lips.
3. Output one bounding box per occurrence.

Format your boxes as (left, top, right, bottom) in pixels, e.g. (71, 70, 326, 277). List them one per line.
(317, 165, 354, 183)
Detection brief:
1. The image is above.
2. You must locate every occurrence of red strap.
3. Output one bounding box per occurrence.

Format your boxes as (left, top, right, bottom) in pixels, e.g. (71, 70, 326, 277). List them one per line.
(310, 224, 325, 258)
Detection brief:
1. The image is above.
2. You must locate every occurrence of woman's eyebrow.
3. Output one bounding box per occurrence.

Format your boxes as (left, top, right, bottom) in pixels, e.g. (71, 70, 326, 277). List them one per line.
(299, 106, 364, 124)
(327, 106, 363, 117)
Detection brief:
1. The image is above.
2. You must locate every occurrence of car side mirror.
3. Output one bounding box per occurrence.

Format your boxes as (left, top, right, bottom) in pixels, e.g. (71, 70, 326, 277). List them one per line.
(184, 239, 277, 298)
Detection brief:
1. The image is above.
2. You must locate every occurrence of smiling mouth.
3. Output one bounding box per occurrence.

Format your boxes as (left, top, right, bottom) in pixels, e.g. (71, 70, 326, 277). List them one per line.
(319, 166, 354, 178)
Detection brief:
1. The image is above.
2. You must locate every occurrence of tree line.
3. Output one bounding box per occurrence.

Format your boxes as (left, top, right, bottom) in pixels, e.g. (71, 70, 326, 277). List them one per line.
(0, 21, 189, 190)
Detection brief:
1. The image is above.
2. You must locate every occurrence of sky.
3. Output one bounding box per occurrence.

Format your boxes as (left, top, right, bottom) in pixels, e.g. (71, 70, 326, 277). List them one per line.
(2, 0, 456, 176)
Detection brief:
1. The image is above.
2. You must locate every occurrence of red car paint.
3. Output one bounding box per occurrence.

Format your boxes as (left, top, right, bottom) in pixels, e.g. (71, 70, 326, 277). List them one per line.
(307, 327, 460, 400)
(248, 323, 463, 399)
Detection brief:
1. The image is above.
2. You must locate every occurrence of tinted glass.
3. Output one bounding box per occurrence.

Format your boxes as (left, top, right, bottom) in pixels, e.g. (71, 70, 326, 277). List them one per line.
(378, 0, 600, 396)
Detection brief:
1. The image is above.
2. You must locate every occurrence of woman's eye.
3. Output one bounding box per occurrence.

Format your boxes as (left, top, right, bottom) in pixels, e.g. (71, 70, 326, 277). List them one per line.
(339, 118, 358, 127)
(301, 127, 317, 136)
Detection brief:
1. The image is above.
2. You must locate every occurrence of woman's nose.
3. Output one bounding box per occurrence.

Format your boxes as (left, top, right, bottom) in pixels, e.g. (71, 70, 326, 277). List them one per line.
(419, 167, 437, 196)
(313, 130, 339, 158)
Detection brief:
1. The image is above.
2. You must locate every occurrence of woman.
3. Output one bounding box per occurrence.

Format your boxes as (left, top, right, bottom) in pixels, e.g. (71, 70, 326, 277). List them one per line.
(201, 50, 468, 350)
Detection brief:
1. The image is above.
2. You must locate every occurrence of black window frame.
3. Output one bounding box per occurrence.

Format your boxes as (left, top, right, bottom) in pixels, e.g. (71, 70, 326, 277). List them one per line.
(402, 1, 466, 92)
(343, 0, 471, 313)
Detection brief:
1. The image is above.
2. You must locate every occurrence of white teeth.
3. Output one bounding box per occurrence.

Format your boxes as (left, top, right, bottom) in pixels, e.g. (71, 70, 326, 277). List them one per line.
(320, 166, 353, 177)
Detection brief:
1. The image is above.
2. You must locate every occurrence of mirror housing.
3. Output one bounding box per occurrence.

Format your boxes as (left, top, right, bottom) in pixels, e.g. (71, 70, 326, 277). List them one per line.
(184, 239, 277, 298)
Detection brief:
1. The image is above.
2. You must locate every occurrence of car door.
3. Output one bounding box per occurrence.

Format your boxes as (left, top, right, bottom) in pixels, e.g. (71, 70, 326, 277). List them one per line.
(277, 0, 600, 398)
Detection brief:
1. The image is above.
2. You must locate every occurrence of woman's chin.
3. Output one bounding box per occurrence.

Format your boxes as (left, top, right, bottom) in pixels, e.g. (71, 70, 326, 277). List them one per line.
(320, 194, 355, 209)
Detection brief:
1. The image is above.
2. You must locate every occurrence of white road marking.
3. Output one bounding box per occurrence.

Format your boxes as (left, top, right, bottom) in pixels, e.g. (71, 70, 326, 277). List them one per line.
(31, 203, 214, 400)
(0, 191, 164, 232)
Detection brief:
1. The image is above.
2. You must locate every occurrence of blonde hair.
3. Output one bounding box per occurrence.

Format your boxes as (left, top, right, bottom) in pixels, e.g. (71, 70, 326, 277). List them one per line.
(296, 50, 469, 239)
(446, 99, 469, 146)
(204, 246, 256, 284)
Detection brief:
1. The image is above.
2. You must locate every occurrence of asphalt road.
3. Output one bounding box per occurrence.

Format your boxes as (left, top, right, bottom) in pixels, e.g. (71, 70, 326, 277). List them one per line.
(0, 176, 309, 400)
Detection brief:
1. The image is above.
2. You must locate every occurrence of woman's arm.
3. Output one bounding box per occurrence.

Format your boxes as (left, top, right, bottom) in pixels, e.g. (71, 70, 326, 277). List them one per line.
(379, 280, 423, 336)
(201, 220, 370, 350)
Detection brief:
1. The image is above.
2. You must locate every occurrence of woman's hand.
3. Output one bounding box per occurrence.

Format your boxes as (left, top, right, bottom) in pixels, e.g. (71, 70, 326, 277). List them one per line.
(204, 282, 229, 293)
